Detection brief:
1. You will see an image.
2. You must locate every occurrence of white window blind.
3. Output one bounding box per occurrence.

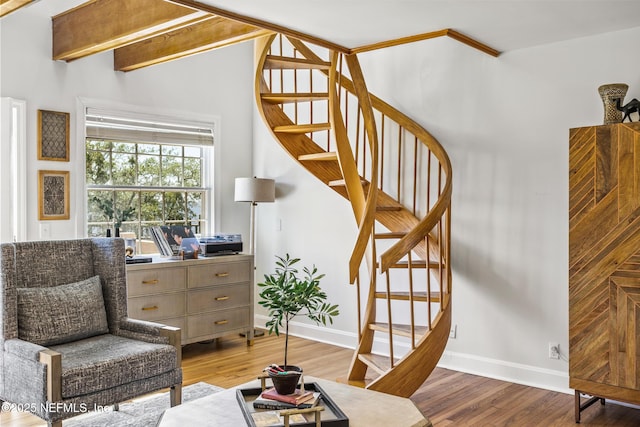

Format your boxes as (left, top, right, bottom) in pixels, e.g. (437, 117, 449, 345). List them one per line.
(85, 108, 214, 146)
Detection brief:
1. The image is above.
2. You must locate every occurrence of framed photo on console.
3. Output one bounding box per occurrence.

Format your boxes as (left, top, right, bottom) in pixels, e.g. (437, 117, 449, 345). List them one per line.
(38, 109, 70, 161)
(38, 170, 70, 220)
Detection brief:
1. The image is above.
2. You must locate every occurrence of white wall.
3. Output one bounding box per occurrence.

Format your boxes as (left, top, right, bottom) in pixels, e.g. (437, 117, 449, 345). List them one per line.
(0, 0, 255, 242)
(252, 27, 640, 392)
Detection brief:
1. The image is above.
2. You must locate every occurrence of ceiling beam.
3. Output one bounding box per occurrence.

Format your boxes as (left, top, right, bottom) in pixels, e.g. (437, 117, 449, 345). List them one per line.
(114, 16, 272, 71)
(0, 0, 35, 18)
(53, 0, 211, 61)
(167, 0, 352, 54)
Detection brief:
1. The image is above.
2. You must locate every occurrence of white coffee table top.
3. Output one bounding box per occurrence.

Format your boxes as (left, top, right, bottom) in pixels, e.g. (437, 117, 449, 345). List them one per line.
(158, 376, 431, 427)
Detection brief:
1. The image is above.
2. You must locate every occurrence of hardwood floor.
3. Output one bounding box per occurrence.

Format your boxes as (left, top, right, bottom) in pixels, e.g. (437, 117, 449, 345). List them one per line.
(2, 333, 640, 426)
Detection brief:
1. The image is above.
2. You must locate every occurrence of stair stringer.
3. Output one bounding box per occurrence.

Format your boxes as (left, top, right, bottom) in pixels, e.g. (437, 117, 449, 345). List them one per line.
(367, 298, 451, 397)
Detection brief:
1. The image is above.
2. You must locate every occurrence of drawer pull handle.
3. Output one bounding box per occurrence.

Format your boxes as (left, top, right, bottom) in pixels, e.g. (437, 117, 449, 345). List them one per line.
(142, 305, 159, 311)
(142, 279, 159, 285)
(214, 320, 229, 325)
(215, 272, 229, 277)
(215, 296, 230, 301)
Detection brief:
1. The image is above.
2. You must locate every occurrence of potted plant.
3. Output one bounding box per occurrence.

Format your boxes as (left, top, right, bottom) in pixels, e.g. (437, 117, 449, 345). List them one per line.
(258, 254, 339, 394)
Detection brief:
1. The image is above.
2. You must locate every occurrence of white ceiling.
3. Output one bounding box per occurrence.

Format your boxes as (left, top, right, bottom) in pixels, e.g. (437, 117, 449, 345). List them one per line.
(197, 0, 640, 53)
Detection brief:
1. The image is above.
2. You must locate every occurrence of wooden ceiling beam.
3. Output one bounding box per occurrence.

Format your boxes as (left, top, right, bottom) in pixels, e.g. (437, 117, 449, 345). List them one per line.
(114, 16, 272, 71)
(52, 0, 211, 61)
(0, 0, 35, 18)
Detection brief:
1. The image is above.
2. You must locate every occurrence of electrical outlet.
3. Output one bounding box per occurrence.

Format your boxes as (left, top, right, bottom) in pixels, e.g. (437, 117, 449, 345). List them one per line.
(40, 223, 51, 238)
(449, 324, 457, 339)
(549, 342, 560, 359)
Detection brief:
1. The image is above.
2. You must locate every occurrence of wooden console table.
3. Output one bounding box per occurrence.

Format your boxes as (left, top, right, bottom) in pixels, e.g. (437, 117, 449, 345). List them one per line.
(126, 254, 254, 345)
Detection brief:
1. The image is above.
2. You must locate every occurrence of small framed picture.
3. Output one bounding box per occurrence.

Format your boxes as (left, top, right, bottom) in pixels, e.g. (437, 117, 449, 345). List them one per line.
(38, 170, 70, 220)
(38, 109, 70, 161)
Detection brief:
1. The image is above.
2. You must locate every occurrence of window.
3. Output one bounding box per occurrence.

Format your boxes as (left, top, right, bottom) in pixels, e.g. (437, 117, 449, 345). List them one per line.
(0, 97, 27, 243)
(84, 108, 214, 251)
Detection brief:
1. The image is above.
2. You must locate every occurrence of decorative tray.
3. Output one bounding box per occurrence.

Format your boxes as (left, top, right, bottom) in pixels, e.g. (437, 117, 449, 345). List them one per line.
(236, 382, 349, 427)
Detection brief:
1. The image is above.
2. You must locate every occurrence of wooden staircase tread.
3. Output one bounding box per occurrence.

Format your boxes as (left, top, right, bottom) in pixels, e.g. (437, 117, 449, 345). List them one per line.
(328, 178, 368, 187)
(368, 322, 429, 338)
(274, 123, 331, 134)
(376, 205, 403, 212)
(298, 151, 338, 162)
(374, 291, 441, 302)
(261, 92, 329, 103)
(381, 260, 441, 269)
(264, 55, 331, 70)
(358, 353, 396, 375)
(375, 232, 408, 239)
(335, 377, 371, 389)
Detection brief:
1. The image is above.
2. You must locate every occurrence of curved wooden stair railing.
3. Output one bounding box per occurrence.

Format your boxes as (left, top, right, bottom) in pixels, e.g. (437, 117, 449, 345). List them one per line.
(255, 34, 452, 398)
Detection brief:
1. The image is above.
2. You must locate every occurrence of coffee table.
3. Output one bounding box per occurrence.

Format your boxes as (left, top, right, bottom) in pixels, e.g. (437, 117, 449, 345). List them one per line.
(157, 376, 431, 427)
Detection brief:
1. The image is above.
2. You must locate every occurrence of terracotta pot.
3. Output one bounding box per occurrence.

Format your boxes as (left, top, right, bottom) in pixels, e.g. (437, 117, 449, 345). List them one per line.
(268, 365, 302, 395)
(598, 83, 628, 125)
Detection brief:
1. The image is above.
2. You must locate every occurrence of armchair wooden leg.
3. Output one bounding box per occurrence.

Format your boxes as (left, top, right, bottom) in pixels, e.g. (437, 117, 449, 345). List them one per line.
(40, 350, 63, 427)
(39, 349, 62, 403)
(159, 326, 182, 366)
(170, 384, 182, 407)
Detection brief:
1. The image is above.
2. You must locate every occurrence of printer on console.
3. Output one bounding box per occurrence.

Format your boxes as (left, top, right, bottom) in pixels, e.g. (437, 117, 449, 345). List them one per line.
(198, 234, 243, 256)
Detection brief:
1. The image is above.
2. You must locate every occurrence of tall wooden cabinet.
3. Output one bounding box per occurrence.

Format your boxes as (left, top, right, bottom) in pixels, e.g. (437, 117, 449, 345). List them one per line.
(126, 254, 254, 346)
(569, 122, 640, 421)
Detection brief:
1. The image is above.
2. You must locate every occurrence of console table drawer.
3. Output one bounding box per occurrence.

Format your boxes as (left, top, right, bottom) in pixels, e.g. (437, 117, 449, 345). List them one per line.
(187, 307, 250, 338)
(127, 267, 186, 296)
(188, 261, 251, 288)
(187, 283, 250, 313)
(128, 293, 186, 321)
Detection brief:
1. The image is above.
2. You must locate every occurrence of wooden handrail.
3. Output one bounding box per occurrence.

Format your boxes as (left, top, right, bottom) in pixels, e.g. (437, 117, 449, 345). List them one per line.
(343, 54, 379, 283)
(328, 53, 367, 225)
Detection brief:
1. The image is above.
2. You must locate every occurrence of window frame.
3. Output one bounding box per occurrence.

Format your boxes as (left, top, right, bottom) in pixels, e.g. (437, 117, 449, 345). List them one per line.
(76, 98, 219, 240)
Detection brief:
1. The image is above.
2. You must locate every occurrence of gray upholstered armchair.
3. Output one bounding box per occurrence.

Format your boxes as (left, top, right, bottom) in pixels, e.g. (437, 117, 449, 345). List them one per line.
(0, 238, 182, 427)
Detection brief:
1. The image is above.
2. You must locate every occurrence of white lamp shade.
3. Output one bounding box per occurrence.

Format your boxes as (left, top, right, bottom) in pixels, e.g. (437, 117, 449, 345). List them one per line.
(234, 177, 275, 203)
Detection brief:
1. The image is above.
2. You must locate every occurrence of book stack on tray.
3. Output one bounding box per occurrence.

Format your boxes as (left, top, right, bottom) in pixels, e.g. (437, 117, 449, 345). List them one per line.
(253, 387, 321, 410)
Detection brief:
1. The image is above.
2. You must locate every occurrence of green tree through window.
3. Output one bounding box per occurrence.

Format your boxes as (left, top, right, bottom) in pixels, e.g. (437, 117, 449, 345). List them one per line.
(86, 139, 208, 248)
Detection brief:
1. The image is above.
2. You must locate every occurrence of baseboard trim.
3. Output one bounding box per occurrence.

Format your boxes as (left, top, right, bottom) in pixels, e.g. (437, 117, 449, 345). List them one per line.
(437, 350, 571, 395)
(254, 316, 571, 394)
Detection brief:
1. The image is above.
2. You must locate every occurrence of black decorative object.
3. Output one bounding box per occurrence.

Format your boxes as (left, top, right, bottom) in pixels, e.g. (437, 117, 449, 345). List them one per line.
(616, 97, 640, 122)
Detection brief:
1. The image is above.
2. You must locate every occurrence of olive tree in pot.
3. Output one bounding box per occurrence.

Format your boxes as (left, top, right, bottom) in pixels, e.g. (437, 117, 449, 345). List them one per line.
(258, 254, 339, 395)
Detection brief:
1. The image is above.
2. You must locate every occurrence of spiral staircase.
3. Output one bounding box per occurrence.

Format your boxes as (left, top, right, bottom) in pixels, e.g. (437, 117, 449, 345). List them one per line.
(255, 34, 453, 398)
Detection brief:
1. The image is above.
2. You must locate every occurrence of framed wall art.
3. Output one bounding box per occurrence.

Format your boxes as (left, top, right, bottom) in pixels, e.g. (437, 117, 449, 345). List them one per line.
(38, 170, 70, 220)
(38, 109, 70, 161)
